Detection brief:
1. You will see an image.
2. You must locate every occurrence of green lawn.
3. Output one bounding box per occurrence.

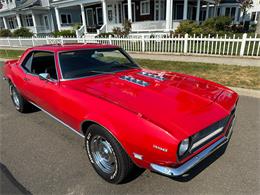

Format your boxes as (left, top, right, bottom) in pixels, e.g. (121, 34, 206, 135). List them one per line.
(0, 49, 24, 59)
(1, 49, 259, 89)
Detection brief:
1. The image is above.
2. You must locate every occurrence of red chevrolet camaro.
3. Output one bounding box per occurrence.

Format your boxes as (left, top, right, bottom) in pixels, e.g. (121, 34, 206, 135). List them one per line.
(3, 44, 238, 184)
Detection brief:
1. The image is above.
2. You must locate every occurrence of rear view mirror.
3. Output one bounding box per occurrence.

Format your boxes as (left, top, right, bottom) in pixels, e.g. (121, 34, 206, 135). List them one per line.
(39, 73, 50, 80)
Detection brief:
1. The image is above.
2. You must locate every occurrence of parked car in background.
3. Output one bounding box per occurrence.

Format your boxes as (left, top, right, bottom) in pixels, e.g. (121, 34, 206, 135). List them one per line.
(2, 44, 238, 184)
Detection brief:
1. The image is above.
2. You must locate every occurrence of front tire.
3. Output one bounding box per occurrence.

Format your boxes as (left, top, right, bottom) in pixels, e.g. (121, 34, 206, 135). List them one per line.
(85, 124, 136, 184)
(9, 83, 30, 113)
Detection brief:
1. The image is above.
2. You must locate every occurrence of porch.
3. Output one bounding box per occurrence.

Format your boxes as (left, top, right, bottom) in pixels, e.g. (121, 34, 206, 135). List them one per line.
(52, 0, 230, 37)
(0, 8, 54, 35)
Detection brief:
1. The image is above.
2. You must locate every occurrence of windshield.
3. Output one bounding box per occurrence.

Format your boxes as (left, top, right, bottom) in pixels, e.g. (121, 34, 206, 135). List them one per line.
(59, 48, 140, 79)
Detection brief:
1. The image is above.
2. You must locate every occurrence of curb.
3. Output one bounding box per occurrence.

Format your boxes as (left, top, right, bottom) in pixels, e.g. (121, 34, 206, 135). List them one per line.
(229, 87, 260, 99)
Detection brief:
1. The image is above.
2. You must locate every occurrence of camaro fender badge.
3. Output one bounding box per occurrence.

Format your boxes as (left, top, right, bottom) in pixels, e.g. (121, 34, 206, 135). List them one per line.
(153, 144, 168, 152)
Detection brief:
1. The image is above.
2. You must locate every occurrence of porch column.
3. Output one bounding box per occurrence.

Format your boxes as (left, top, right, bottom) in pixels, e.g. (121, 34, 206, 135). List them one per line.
(55, 7, 61, 31)
(183, 0, 188, 20)
(196, 0, 200, 23)
(166, 0, 173, 31)
(234, 7, 239, 23)
(127, 0, 132, 22)
(32, 13, 37, 34)
(206, 2, 209, 20)
(102, 0, 108, 31)
(3, 17, 8, 29)
(116, 3, 120, 23)
(16, 14, 22, 28)
(80, 4, 87, 34)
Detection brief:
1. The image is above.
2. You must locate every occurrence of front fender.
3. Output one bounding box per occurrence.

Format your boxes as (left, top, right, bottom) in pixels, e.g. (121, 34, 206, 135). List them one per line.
(82, 110, 180, 169)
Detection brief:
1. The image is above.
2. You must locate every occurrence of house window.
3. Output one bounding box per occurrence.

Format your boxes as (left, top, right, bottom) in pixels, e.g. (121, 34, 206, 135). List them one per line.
(25, 15, 34, 27)
(231, 7, 236, 19)
(96, 7, 103, 25)
(225, 7, 230, 17)
(61, 14, 72, 24)
(251, 12, 256, 21)
(140, 0, 150, 15)
(7, 16, 17, 29)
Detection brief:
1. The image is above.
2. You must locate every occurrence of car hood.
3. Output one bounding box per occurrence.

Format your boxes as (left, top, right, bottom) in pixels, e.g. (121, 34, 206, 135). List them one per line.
(65, 69, 232, 138)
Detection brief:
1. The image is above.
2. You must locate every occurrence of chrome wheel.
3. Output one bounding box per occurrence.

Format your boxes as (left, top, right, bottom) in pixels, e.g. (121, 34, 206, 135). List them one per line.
(90, 135, 117, 174)
(10, 85, 20, 109)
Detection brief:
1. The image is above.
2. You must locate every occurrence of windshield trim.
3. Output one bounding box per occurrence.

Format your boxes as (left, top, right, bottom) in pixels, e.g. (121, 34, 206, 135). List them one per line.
(57, 48, 141, 80)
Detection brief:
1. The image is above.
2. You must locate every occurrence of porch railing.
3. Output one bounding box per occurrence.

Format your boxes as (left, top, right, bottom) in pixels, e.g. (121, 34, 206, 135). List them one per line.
(76, 25, 86, 38)
(0, 33, 259, 57)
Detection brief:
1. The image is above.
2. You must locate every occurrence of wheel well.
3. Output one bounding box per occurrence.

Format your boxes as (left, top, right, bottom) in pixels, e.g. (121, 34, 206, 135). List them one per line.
(81, 120, 98, 135)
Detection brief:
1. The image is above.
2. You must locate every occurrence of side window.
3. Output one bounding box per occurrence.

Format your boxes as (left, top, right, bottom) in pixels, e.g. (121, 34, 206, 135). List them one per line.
(21, 52, 33, 72)
(30, 51, 57, 80)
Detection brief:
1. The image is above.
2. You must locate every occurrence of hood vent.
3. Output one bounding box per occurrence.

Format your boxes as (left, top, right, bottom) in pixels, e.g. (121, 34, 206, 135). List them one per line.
(139, 71, 166, 81)
(120, 75, 149, 87)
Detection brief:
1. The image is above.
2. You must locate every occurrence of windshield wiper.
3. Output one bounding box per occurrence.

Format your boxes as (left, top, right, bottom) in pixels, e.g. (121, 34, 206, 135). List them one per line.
(72, 70, 115, 78)
(110, 63, 139, 69)
(86, 70, 115, 75)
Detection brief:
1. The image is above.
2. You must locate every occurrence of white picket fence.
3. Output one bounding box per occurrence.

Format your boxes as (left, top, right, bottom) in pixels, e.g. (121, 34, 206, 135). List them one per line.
(0, 33, 260, 57)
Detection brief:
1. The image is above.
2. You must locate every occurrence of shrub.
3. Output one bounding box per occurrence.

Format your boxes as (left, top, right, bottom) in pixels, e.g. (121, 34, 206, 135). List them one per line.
(174, 20, 199, 36)
(174, 17, 234, 37)
(123, 19, 132, 35)
(95, 32, 114, 38)
(13, 27, 33, 37)
(0, 29, 12, 37)
(214, 16, 232, 31)
(109, 19, 132, 37)
(112, 27, 126, 37)
(52, 30, 76, 37)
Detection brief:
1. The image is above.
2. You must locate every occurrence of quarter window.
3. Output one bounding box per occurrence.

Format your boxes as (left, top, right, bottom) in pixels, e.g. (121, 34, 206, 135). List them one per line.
(140, 0, 150, 15)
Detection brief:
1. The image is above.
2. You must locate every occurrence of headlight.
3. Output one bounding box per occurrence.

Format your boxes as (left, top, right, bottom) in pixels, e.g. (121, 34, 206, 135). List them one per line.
(178, 138, 189, 156)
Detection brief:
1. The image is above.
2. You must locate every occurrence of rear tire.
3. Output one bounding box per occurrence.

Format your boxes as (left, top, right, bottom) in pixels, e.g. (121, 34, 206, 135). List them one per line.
(9, 83, 30, 113)
(85, 124, 137, 184)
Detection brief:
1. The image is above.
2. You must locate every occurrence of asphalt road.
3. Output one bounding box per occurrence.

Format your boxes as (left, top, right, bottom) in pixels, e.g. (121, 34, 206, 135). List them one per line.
(0, 63, 260, 194)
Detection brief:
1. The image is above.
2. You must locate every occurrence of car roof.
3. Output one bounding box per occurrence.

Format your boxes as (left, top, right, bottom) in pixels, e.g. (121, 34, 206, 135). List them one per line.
(28, 43, 120, 52)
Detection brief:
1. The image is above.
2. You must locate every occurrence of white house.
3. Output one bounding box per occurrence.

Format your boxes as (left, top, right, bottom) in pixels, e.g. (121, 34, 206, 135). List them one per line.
(0, 0, 55, 34)
(0, 0, 259, 36)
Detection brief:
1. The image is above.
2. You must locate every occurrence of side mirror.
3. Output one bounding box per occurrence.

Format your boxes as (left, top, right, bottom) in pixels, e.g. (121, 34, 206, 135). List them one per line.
(91, 52, 104, 58)
(39, 73, 50, 81)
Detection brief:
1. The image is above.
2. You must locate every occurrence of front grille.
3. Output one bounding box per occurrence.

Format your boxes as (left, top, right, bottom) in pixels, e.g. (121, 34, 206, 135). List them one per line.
(190, 117, 229, 153)
(179, 107, 236, 160)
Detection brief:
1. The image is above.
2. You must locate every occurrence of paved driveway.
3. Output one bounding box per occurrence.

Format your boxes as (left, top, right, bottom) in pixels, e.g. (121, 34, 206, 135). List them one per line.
(0, 62, 259, 194)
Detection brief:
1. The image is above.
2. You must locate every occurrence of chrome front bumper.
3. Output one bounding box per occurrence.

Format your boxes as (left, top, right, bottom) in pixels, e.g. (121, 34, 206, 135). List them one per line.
(150, 121, 234, 177)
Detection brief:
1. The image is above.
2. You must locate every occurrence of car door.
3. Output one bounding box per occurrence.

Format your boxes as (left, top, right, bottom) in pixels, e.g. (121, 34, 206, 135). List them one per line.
(21, 51, 45, 105)
(22, 51, 60, 116)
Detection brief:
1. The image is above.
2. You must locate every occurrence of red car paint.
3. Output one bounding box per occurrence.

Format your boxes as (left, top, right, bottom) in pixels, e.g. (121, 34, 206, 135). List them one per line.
(2, 44, 239, 169)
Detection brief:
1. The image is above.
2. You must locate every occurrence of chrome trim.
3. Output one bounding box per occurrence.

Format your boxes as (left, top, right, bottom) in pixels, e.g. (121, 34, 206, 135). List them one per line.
(191, 126, 224, 150)
(120, 75, 149, 87)
(150, 127, 233, 177)
(20, 50, 60, 83)
(29, 101, 85, 138)
(139, 71, 166, 81)
(57, 48, 140, 81)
